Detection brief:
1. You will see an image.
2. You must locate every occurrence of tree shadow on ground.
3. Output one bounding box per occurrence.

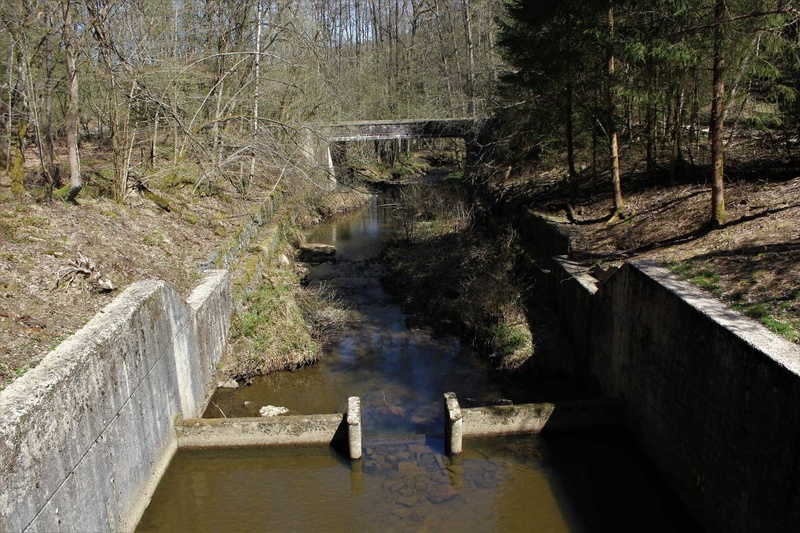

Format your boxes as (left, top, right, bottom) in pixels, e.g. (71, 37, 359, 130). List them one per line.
(688, 241, 800, 303)
(510, 156, 800, 212)
(572, 201, 800, 262)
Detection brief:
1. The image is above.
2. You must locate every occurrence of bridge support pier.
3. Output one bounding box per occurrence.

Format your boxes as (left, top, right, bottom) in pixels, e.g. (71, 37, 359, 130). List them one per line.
(299, 127, 337, 187)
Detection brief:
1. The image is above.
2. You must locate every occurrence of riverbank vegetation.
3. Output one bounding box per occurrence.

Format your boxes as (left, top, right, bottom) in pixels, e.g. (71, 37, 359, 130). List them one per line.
(381, 183, 536, 371)
(221, 189, 365, 382)
(225, 254, 351, 381)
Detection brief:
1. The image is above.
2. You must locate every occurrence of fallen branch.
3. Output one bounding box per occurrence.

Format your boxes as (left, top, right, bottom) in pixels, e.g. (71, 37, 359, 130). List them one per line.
(52, 253, 115, 293)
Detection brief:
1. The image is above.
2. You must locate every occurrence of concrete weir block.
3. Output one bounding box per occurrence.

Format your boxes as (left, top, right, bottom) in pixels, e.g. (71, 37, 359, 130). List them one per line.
(444, 392, 463, 456)
(444, 393, 560, 455)
(176, 415, 345, 448)
(462, 403, 555, 436)
(177, 396, 363, 460)
(347, 396, 362, 460)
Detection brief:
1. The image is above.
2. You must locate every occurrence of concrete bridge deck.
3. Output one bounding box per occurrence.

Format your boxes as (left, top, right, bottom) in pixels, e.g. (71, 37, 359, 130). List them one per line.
(302, 118, 483, 180)
(321, 118, 478, 142)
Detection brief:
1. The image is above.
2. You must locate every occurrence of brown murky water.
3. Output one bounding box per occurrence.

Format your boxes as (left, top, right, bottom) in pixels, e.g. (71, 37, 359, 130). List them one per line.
(137, 192, 703, 532)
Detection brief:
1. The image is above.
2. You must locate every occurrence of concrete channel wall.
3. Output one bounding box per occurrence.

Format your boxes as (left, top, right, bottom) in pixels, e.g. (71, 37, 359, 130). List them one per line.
(543, 256, 800, 533)
(0, 270, 231, 533)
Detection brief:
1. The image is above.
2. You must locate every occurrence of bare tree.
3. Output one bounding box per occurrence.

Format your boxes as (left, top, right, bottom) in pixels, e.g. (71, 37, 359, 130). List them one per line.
(1, 0, 32, 195)
(59, 0, 82, 202)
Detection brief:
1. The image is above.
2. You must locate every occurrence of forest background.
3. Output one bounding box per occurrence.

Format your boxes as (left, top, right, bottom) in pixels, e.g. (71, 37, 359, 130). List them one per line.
(1, 0, 799, 387)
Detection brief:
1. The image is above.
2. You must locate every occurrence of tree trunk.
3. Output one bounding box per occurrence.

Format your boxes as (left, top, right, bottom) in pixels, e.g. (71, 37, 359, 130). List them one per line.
(4, 44, 12, 176)
(9, 123, 26, 195)
(645, 102, 656, 176)
(62, 0, 82, 202)
(151, 109, 159, 168)
(710, 0, 726, 226)
(462, 0, 477, 116)
(689, 68, 700, 166)
(669, 86, 684, 186)
(435, 2, 455, 112)
(249, 2, 262, 190)
(608, 0, 624, 213)
(565, 81, 577, 198)
(8, 44, 27, 195)
(43, 0, 57, 192)
(172, 6, 180, 166)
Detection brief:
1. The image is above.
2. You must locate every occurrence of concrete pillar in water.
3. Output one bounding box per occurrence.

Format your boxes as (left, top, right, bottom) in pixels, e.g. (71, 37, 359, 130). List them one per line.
(347, 396, 362, 460)
(444, 392, 463, 456)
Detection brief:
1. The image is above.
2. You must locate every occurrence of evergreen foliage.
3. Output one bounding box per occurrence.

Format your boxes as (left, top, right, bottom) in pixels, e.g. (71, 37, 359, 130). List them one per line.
(496, 0, 800, 221)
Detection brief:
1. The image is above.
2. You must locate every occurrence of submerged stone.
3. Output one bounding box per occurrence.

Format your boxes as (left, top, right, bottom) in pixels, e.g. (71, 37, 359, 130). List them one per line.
(396, 495, 419, 507)
(427, 486, 460, 504)
(259, 405, 290, 417)
(297, 243, 336, 263)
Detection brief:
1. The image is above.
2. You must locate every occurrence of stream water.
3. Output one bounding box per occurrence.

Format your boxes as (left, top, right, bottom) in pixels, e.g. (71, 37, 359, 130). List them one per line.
(137, 193, 702, 532)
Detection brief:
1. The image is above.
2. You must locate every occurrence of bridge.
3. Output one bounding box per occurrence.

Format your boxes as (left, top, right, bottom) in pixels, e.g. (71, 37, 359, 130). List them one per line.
(300, 118, 482, 181)
(322, 118, 478, 142)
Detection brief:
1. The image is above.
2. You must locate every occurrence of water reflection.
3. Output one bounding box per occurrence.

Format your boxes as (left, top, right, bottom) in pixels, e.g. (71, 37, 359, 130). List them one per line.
(138, 435, 568, 533)
(138, 429, 701, 532)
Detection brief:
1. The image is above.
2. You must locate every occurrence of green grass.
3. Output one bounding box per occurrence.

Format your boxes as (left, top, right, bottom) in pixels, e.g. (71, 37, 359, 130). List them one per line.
(761, 317, 799, 342)
(20, 215, 49, 228)
(143, 230, 166, 247)
(690, 270, 722, 296)
(394, 157, 431, 177)
(490, 321, 532, 358)
(228, 267, 319, 376)
(669, 261, 723, 297)
(47, 335, 67, 351)
(672, 260, 799, 344)
(734, 301, 800, 342)
(0, 220, 15, 240)
(735, 302, 770, 320)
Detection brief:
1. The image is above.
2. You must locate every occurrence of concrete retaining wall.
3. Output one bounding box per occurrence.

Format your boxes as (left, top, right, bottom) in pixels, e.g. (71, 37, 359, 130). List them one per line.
(202, 191, 287, 271)
(542, 257, 800, 533)
(0, 270, 231, 533)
